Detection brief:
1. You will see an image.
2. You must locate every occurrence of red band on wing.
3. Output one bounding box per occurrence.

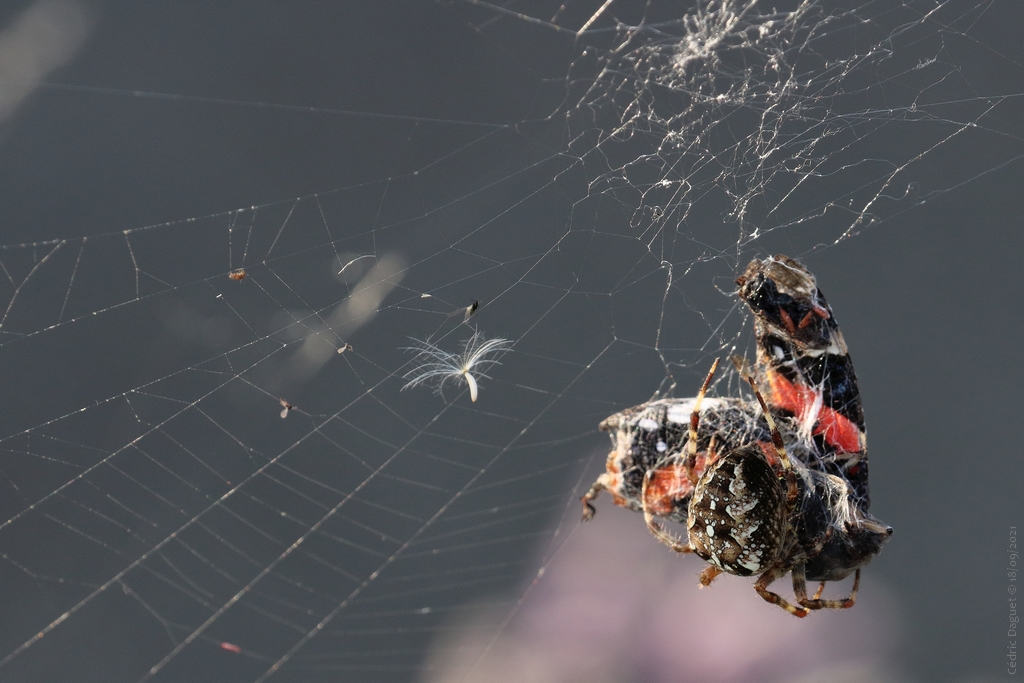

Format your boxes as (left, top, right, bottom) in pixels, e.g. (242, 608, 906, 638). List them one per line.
(765, 372, 862, 454)
(643, 466, 695, 515)
(815, 405, 862, 454)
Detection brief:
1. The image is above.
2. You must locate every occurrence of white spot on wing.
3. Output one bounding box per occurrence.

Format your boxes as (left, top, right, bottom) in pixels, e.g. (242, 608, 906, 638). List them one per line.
(666, 398, 723, 424)
(638, 418, 659, 431)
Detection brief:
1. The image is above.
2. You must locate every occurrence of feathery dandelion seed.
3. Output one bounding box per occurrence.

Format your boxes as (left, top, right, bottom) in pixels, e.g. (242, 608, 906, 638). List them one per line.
(402, 330, 512, 402)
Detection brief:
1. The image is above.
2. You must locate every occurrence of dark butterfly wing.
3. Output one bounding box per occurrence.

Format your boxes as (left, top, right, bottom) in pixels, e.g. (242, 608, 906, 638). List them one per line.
(737, 254, 870, 507)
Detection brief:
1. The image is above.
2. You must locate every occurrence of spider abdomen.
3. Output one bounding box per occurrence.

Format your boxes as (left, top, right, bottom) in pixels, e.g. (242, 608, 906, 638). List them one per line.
(687, 446, 786, 576)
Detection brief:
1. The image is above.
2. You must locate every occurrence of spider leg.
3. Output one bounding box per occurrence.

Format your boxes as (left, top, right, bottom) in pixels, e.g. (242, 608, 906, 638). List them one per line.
(791, 564, 813, 607)
(796, 567, 860, 610)
(743, 373, 799, 509)
(685, 357, 720, 485)
(580, 479, 605, 522)
(755, 565, 809, 618)
(641, 470, 692, 554)
(792, 494, 855, 607)
(699, 565, 723, 586)
(729, 354, 752, 377)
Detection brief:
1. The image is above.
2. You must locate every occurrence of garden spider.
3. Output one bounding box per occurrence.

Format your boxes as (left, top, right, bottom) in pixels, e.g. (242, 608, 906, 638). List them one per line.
(639, 358, 865, 618)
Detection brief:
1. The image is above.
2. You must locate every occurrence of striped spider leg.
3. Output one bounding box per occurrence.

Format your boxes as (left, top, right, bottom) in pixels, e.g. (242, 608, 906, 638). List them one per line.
(639, 358, 722, 554)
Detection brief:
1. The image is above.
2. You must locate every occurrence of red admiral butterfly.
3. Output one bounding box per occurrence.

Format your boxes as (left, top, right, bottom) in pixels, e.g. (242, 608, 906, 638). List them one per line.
(582, 255, 891, 616)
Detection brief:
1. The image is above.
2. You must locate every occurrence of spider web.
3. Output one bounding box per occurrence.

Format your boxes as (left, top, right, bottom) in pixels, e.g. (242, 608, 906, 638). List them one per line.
(0, 1, 1018, 681)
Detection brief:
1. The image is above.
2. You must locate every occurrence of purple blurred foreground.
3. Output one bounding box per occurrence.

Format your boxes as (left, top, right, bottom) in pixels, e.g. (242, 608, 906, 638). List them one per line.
(423, 499, 905, 683)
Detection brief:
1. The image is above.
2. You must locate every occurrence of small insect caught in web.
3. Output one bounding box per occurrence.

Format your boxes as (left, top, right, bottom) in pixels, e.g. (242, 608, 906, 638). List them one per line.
(447, 300, 479, 323)
(279, 398, 294, 418)
(228, 268, 247, 281)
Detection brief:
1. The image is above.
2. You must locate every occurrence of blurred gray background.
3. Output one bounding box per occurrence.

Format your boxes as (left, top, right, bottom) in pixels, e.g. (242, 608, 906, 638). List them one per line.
(0, 1, 1020, 682)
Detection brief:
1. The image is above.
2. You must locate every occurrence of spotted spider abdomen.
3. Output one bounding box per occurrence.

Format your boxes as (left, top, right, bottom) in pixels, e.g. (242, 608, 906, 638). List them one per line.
(687, 446, 786, 576)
